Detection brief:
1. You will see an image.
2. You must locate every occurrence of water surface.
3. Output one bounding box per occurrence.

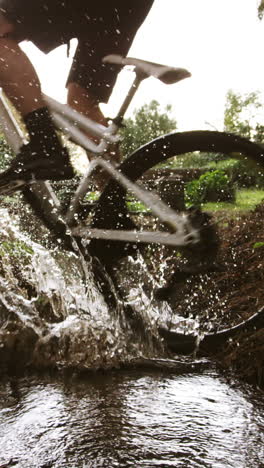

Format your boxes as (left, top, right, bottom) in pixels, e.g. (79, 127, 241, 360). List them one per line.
(0, 370, 263, 468)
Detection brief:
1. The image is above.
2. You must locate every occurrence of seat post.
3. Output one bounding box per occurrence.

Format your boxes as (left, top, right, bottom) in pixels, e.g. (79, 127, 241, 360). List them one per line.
(114, 74, 143, 123)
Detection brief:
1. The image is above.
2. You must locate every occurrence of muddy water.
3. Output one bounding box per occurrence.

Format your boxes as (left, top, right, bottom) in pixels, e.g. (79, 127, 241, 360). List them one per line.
(0, 369, 263, 468)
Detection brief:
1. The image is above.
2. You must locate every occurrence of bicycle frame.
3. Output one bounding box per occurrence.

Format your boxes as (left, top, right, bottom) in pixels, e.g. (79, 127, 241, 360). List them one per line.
(0, 63, 201, 249)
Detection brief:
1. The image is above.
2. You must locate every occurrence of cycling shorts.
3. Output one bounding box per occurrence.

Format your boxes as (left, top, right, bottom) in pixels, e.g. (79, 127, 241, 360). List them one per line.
(0, 0, 154, 102)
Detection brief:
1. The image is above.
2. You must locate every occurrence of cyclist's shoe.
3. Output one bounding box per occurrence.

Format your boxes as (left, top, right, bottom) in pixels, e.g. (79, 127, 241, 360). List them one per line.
(0, 106, 75, 194)
(0, 143, 74, 194)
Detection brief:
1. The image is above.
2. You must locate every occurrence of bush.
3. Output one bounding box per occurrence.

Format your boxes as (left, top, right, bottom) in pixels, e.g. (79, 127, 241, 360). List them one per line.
(185, 169, 235, 205)
(171, 151, 234, 169)
(226, 159, 264, 188)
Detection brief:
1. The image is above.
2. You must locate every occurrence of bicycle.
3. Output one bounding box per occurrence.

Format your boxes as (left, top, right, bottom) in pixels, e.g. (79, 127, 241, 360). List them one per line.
(0, 54, 264, 356)
(0, 54, 263, 272)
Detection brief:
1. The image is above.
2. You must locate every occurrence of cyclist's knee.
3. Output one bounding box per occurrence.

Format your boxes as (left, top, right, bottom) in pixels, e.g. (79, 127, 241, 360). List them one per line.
(0, 36, 21, 67)
(0, 13, 18, 61)
(67, 82, 107, 126)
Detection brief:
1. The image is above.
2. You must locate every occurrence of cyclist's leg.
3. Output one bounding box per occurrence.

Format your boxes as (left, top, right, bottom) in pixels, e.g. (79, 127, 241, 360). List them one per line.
(67, 82, 115, 190)
(65, 1, 154, 188)
(0, 15, 73, 186)
(66, 0, 154, 127)
(66, 40, 122, 190)
(67, 83, 108, 132)
(0, 33, 43, 115)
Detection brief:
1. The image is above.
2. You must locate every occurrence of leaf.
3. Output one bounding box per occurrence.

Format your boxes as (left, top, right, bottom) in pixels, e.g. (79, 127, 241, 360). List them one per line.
(252, 241, 264, 249)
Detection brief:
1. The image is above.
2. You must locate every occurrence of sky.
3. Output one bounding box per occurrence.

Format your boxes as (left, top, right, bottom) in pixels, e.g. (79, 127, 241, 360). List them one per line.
(21, 0, 264, 132)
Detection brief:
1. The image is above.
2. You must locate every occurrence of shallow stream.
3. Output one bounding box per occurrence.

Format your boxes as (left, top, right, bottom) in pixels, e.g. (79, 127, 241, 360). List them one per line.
(0, 368, 264, 468)
(0, 210, 264, 467)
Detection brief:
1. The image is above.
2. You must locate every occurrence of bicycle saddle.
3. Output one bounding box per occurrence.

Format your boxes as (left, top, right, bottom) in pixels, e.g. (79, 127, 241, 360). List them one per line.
(103, 55, 191, 84)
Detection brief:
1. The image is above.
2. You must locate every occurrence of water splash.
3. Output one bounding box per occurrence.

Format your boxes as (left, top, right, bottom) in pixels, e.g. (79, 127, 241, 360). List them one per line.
(0, 207, 133, 370)
(0, 207, 190, 372)
(114, 253, 199, 340)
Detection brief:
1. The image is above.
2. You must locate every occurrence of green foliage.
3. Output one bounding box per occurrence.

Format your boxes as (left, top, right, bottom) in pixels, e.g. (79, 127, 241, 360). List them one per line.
(210, 158, 239, 170)
(224, 90, 263, 142)
(0, 240, 33, 258)
(226, 159, 264, 188)
(120, 100, 177, 157)
(126, 199, 149, 213)
(254, 123, 264, 143)
(185, 179, 204, 206)
(0, 134, 14, 170)
(203, 188, 264, 213)
(51, 177, 81, 208)
(258, 0, 264, 19)
(171, 151, 234, 169)
(84, 191, 100, 202)
(253, 241, 264, 249)
(185, 170, 234, 206)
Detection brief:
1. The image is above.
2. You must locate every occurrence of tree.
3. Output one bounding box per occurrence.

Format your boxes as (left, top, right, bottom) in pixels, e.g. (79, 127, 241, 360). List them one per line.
(224, 90, 264, 142)
(258, 0, 264, 19)
(120, 100, 177, 158)
(254, 123, 264, 144)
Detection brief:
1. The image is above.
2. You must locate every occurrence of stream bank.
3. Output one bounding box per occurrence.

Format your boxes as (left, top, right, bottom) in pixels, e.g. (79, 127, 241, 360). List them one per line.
(146, 202, 264, 387)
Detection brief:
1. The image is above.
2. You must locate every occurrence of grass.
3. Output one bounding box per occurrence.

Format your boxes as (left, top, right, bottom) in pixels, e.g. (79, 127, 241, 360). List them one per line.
(57, 186, 264, 215)
(112, 188, 264, 215)
(84, 191, 100, 202)
(203, 188, 264, 213)
(126, 200, 149, 212)
(169, 154, 238, 170)
(126, 188, 264, 215)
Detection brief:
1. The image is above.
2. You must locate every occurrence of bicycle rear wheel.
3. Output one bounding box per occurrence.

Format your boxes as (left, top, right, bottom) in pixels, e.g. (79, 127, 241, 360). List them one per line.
(20, 129, 264, 346)
(90, 130, 264, 265)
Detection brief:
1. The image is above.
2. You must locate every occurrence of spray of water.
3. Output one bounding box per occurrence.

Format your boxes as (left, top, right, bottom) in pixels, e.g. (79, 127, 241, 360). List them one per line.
(0, 207, 198, 372)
